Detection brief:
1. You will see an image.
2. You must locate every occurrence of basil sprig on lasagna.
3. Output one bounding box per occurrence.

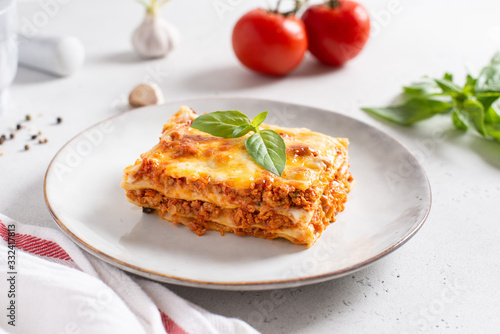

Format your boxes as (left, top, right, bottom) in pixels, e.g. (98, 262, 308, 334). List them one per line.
(191, 110, 287, 176)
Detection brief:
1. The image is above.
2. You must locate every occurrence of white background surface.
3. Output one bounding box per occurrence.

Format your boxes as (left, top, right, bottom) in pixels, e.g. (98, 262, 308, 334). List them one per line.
(1, 0, 499, 333)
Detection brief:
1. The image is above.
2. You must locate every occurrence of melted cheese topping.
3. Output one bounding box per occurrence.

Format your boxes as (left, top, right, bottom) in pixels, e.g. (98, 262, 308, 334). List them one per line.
(124, 106, 348, 191)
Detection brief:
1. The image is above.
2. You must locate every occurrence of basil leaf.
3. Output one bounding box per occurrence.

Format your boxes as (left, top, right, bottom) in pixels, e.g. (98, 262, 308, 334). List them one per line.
(245, 130, 286, 176)
(477, 95, 500, 114)
(476, 65, 500, 93)
(362, 98, 453, 125)
(464, 74, 477, 93)
(485, 106, 500, 125)
(434, 78, 462, 95)
(232, 124, 253, 138)
(462, 75, 478, 98)
(191, 110, 250, 138)
(477, 92, 500, 98)
(456, 98, 487, 136)
(486, 124, 500, 142)
(452, 108, 468, 131)
(402, 80, 441, 97)
(443, 72, 454, 81)
(251, 111, 268, 128)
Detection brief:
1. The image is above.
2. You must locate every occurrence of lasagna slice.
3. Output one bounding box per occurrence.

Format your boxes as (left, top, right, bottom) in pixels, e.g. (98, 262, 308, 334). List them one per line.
(121, 106, 353, 247)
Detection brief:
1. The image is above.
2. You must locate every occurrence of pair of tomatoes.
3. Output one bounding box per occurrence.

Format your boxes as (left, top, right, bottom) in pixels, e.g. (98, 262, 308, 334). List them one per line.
(232, 1, 370, 76)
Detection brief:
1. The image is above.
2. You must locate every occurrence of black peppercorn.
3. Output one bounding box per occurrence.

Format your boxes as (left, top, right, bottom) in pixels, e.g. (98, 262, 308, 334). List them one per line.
(142, 207, 155, 214)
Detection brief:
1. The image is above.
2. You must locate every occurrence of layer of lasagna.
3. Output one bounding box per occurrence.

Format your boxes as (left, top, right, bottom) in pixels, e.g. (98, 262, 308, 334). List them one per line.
(121, 106, 353, 247)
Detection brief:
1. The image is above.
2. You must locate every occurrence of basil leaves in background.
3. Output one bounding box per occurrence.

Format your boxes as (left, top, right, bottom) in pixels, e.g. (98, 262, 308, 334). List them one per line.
(191, 110, 287, 176)
(362, 52, 500, 143)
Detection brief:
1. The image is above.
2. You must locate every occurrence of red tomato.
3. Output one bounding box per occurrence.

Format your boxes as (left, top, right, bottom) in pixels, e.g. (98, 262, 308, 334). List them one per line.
(232, 9, 308, 76)
(302, 1, 370, 66)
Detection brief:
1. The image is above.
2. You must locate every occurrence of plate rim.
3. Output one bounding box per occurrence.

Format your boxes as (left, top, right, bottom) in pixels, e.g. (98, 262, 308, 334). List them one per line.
(44, 96, 432, 290)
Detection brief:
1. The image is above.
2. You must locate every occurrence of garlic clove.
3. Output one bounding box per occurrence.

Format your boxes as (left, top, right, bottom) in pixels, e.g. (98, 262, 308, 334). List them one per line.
(129, 83, 164, 107)
(132, 14, 179, 59)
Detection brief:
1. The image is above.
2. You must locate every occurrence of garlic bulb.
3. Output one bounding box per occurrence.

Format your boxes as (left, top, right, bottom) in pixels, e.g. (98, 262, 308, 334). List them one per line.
(132, 0, 179, 59)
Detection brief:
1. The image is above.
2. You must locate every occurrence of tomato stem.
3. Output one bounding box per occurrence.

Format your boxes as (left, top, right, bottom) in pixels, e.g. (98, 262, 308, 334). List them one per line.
(275, 0, 283, 12)
(292, 0, 307, 14)
(278, 0, 308, 16)
(327, 0, 340, 8)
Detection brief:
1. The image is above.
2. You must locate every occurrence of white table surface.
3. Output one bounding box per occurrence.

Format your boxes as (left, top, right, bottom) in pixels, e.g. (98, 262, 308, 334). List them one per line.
(1, 0, 500, 333)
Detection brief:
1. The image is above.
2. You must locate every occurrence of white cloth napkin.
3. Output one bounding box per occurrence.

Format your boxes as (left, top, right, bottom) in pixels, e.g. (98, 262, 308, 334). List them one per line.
(0, 214, 259, 334)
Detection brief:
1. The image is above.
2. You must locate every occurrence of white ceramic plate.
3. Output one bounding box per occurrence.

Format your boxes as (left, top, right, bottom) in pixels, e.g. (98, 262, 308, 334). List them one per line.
(44, 98, 431, 290)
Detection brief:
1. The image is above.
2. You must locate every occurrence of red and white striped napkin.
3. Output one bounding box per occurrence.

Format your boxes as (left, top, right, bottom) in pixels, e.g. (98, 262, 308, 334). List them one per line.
(0, 214, 259, 334)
